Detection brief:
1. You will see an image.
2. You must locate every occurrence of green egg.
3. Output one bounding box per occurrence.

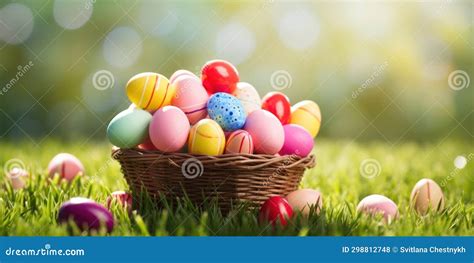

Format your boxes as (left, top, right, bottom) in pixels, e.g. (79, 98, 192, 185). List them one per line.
(107, 109, 152, 148)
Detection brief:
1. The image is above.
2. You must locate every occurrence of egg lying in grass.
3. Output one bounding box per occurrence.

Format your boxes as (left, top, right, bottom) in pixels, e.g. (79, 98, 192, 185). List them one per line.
(259, 196, 293, 227)
(126, 72, 175, 112)
(48, 153, 84, 182)
(149, 106, 190, 152)
(171, 75, 209, 124)
(244, 109, 284, 155)
(188, 119, 226, 156)
(107, 109, 152, 148)
(290, 100, 322, 138)
(286, 189, 322, 217)
(7, 168, 29, 190)
(232, 82, 261, 115)
(410, 178, 445, 215)
(58, 197, 114, 233)
(356, 194, 398, 222)
(279, 124, 314, 157)
(225, 130, 254, 154)
(107, 191, 132, 212)
(207, 92, 246, 132)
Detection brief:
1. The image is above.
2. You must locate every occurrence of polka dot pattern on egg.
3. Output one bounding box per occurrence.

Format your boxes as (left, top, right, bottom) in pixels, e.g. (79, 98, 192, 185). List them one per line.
(207, 92, 246, 132)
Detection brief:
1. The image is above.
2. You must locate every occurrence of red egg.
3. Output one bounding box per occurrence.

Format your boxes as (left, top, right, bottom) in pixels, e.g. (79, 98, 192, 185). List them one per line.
(107, 191, 132, 212)
(201, 60, 239, 94)
(261, 92, 291, 124)
(259, 196, 293, 227)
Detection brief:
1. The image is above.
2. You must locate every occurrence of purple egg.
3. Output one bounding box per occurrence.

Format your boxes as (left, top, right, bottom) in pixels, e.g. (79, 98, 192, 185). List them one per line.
(279, 124, 314, 157)
(58, 197, 114, 233)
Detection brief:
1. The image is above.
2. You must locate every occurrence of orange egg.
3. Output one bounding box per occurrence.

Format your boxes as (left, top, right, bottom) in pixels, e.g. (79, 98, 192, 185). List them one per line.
(225, 130, 254, 154)
(286, 189, 322, 217)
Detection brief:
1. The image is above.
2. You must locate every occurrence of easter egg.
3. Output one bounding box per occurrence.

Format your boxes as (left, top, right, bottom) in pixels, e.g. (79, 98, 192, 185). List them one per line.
(410, 178, 445, 215)
(169, 69, 198, 85)
(149, 106, 190, 152)
(261, 92, 291, 124)
(188, 119, 225, 156)
(207, 93, 246, 132)
(107, 109, 152, 148)
(137, 137, 157, 151)
(232, 82, 261, 115)
(171, 75, 209, 124)
(244, 109, 284, 154)
(290, 100, 321, 138)
(58, 197, 114, 233)
(126, 72, 175, 111)
(48, 153, 84, 181)
(279, 124, 314, 157)
(225, 130, 254, 154)
(106, 191, 132, 212)
(259, 196, 293, 227)
(357, 194, 398, 222)
(286, 189, 322, 217)
(201, 59, 239, 94)
(7, 168, 28, 190)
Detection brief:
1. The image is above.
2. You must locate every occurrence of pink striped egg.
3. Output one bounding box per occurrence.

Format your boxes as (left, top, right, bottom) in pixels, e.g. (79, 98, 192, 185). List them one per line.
(357, 194, 398, 223)
(48, 153, 84, 182)
(169, 69, 198, 85)
(171, 76, 209, 124)
(225, 130, 254, 154)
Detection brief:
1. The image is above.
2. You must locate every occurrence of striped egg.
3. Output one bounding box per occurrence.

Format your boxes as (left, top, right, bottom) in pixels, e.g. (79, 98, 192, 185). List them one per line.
(169, 69, 199, 85)
(188, 119, 226, 156)
(171, 75, 209, 124)
(410, 178, 445, 215)
(225, 130, 254, 154)
(126, 72, 175, 112)
(290, 100, 322, 138)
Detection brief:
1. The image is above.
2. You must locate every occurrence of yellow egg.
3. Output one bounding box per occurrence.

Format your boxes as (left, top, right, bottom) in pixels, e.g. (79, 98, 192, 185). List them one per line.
(290, 100, 321, 138)
(188, 119, 225, 156)
(126, 72, 175, 111)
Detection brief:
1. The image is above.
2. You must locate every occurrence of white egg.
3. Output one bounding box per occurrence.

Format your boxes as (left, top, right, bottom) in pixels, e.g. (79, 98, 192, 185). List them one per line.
(232, 82, 261, 115)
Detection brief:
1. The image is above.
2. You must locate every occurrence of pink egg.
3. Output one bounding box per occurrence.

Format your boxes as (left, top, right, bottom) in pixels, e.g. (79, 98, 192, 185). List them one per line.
(286, 189, 322, 217)
(149, 106, 190, 152)
(169, 69, 198, 85)
(279, 124, 314, 157)
(225, 130, 254, 154)
(244, 109, 284, 154)
(357, 194, 398, 222)
(7, 168, 29, 190)
(107, 191, 132, 212)
(171, 76, 209, 124)
(48, 153, 84, 182)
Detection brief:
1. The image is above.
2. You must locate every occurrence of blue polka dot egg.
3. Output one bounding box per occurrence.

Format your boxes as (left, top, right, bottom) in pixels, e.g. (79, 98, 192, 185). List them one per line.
(207, 92, 246, 132)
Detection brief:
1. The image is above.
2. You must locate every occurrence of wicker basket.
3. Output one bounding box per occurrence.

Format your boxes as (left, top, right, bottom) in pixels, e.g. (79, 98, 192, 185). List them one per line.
(112, 148, 315, 211)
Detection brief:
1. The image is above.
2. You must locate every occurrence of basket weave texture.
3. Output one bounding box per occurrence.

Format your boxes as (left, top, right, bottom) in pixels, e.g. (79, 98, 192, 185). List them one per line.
(112, 148, 316, 210)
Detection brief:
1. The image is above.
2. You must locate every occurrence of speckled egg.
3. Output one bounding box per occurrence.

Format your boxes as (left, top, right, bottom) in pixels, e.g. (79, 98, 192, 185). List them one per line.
(107, 109, 152, 148)
(232, 82, 261, 115)
(207, 92, 246, 132)
(171, 75, 209, 124)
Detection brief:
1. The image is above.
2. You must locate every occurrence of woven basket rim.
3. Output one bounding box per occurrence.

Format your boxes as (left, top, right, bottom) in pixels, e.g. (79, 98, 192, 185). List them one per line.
(112, 148, 316, 170)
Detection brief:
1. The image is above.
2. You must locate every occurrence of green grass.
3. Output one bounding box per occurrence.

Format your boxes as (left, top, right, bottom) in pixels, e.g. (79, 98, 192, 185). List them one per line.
(0, 139, 473, 236)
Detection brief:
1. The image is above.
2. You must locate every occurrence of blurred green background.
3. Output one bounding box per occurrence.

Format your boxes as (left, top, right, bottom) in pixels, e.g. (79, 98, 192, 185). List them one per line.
(0, 0, 472, 144)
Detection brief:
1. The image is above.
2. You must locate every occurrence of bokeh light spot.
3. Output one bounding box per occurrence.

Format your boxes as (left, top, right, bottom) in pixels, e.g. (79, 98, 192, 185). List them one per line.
(102, 26, 142, 69)
(0, 3, 34, 44)
(53, 0, 93, 30)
